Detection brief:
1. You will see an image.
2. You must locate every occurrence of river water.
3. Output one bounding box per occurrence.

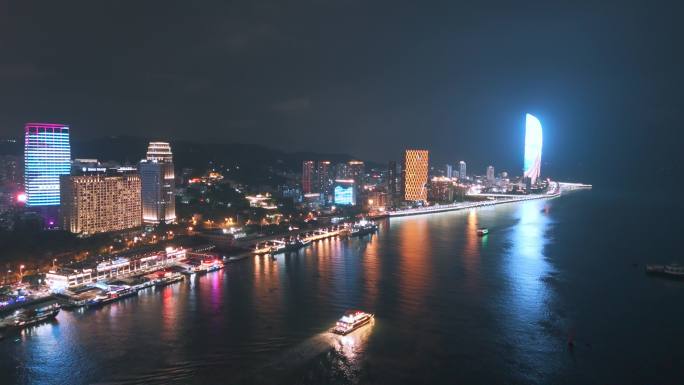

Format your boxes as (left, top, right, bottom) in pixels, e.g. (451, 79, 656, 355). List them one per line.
(2, 189, 683, 384)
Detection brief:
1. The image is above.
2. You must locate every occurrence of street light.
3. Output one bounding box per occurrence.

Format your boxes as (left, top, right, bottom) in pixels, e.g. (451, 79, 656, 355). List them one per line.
(19, 265, 25, 280)
(53, 258, 57, 268)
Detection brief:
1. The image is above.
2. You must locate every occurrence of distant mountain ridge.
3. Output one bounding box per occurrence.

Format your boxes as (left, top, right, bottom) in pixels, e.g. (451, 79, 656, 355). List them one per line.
(1, 135, 379, 185)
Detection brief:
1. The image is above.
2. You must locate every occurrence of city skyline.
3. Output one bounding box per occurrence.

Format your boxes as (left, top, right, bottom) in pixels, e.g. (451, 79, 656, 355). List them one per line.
(2, 2, 680, 384)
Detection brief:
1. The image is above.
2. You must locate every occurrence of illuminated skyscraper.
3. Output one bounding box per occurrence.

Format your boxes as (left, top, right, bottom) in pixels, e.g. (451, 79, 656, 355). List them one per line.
(333, 179, 356, 205)
(302, 160, 315, 194)
(334, 163, 349, 180)
(523, 113, 543, 185)
(140, 142, 175, 224)
(347, 160, 365, 187)
(403, 149, 429, 202)
(24, 123, 71, 207)
(387, 161, 398, 196)
(60, 171, 141, 235)
(459, 161, 467, 180)
(446, 164, 453, 179)
(486, 165, 495, 183)
(316, 161, 332, 197)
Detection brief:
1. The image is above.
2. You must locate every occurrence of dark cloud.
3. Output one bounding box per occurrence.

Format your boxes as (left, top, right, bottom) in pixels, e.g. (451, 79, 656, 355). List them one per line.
(0, 0, 682, 186)
(272, 98, 311, 113)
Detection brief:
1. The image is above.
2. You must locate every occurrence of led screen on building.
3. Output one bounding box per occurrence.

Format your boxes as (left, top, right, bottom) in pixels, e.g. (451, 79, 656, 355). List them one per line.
(24, 123, 71, 207)
(523, 113, 543, 185)
(334, 184, 355, 205)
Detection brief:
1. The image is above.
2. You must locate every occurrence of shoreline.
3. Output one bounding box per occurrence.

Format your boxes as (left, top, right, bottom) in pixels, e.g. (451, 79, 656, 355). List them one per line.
(387, 192, 561, 218)
(386, 181, 579, 218)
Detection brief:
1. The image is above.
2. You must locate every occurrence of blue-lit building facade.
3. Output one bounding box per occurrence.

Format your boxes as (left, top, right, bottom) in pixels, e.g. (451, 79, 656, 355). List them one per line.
(333, 179, 356, 205)
(24, 123, 71, 209)
(523, 113, 543, 185)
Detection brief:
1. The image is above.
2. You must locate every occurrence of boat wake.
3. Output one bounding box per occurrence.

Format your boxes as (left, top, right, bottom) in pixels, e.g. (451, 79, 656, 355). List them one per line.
(96, 321, 375, 385)
(247, 320, 375, 385)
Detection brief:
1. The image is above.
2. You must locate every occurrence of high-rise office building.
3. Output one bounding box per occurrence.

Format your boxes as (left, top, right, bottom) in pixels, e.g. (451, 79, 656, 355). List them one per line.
(446, 164, 453, 179)
(140, 142, 175, 224)
(403, 150, 429, 202)
(334, 163, 349, 180)
(24, 123, 71, 207)
(348, 160, 365, 187)
(459, 161, 467, 180)
(302, 160, 315, 194)
(317, 161, 332, 197)
(523, 113, 543, 185)
(333, 179, 356, 205)
(60, 171, 141, 235)
(0, 155, 22, 189)
(487, 165, 495, 183)
(387, 161, 398, 196)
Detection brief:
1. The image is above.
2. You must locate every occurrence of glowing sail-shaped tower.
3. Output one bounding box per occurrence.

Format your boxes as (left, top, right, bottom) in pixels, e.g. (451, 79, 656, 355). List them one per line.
(523, 113, 543, 185)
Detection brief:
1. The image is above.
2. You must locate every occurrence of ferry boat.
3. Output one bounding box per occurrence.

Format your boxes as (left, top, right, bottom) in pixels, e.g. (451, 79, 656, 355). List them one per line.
(476, 228, 489, 236)
(87, 287, 138, 308)
(645, 264, 684, 279)
(350, 220, 379, 237)
(13, 304, 60, 328)
(205, 259, 224, 272)
(155, 273, 184, 287)
(331, 310, 374, 335)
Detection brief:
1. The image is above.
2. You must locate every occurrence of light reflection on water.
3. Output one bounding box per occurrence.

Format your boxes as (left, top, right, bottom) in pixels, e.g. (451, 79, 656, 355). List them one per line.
(7, 194, 674, 384)
(498, 200, 560, 381)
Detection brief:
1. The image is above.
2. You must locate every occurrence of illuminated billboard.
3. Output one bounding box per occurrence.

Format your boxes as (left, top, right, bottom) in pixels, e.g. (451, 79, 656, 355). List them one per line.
(334, 180, 356, 205)
(523, 113, 542, 185)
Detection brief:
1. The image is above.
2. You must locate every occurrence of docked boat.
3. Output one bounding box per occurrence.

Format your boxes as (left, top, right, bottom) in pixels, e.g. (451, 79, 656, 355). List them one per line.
(87, 287, 138, 308)
(476, 228, 489, 236)
(269, 243, 287, 254)
(298, 238, 312, 247)
(13, 304, 60, 328)
(331, 310, 374, 335)
(350, 220, 379, 237)
(205, 260, 224, 272)
(645, 264, 684, 279)
(156, 273, 184, 287)
(270, 239, 309, 255)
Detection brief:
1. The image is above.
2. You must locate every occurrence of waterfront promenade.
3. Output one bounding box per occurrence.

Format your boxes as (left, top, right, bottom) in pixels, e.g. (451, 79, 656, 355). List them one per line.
(387, 182, 567, 218)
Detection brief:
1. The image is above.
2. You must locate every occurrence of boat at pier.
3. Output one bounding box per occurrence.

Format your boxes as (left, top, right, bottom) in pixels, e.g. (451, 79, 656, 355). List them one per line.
(331, 310, 374, 335)
(645, 264, 684, 279)
(157, 274, 184, 286)
(270, 239, 310, 254)
(12, 304, 61, 328)
(350, 220, 379, 237)
(87, 287, 138, 308)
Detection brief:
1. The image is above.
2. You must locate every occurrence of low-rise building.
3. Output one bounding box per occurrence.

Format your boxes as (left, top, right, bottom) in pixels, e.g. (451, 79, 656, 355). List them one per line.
(45, 247, 187, 290)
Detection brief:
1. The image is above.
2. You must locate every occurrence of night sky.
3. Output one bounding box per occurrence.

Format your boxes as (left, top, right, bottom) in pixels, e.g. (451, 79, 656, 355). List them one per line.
(1, 1, 682, 184)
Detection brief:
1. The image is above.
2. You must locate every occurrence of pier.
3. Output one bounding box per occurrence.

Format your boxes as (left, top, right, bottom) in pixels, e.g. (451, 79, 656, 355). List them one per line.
(246, 225, 348, 255)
